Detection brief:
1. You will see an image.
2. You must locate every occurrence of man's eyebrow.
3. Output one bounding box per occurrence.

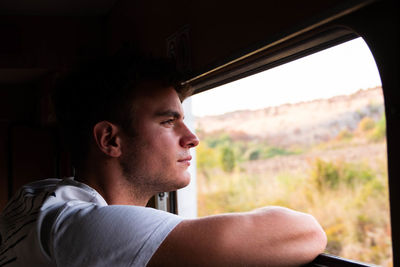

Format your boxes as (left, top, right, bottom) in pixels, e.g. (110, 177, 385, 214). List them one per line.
(154, 110, 182, 119)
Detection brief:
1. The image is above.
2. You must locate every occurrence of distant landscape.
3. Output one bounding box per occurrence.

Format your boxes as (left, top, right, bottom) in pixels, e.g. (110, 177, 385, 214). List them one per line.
(195, 87, 392, 266)
(196, 87, 384, 146)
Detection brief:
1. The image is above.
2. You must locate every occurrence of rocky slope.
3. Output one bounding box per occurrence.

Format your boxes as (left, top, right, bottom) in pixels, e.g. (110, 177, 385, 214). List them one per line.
(195, 87, 384, 146)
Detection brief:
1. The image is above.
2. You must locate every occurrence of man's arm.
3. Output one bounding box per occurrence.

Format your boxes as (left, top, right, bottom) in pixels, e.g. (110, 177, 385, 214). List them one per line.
(148, 206, 327, 266)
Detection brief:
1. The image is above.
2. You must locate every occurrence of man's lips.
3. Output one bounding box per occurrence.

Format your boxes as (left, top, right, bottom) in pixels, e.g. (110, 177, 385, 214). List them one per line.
(178, 156, 192, 165)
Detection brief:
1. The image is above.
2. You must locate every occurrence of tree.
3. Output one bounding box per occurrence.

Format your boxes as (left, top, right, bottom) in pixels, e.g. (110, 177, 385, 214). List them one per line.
(221, 146, 235, 172)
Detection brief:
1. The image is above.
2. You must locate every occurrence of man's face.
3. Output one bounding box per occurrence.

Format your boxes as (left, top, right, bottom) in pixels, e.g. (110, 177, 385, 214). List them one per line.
(119, 82, 199, 194)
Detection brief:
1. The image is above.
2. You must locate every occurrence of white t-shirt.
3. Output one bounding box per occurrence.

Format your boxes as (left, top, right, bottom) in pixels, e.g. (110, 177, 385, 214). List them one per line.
(0, 178, 183, 266)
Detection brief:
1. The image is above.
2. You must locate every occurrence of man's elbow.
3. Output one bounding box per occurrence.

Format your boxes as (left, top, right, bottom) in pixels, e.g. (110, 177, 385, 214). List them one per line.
(316, 224, 328, 254)
(305, 214, 327, 261)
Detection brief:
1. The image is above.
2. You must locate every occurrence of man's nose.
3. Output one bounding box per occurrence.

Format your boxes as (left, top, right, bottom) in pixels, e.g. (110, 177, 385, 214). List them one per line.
(180, 125, 199, 148)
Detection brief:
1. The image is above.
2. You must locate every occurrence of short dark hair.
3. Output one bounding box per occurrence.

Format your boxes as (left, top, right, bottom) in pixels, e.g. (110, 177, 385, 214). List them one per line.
(54, 53, 192, 169)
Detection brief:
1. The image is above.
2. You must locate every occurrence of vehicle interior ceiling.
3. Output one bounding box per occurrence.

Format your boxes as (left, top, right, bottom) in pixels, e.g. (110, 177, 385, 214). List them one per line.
(0, 0, 398, 264)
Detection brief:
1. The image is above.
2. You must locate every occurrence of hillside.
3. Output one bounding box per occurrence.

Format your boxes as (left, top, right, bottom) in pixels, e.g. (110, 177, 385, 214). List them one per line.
(195, 87, 384, 146)
(196, 86, 391, 265)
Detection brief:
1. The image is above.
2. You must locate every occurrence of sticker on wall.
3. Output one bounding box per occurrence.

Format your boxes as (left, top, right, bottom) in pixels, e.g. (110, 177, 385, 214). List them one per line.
(166, 25, 192, 76)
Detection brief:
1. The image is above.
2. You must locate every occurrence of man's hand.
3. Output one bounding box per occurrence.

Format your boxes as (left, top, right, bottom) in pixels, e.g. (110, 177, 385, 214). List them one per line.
(148, 206, 327, 266)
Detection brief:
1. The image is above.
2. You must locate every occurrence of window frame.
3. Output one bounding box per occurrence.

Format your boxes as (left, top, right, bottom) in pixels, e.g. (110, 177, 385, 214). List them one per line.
(178, 21, 395, 267)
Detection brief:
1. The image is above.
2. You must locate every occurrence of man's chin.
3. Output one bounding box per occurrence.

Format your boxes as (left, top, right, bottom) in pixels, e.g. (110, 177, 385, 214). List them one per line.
(176, 173, 191, 189)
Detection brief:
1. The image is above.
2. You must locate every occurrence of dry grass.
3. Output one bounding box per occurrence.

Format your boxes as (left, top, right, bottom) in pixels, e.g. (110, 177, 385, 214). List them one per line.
(197, 142, 392, 266)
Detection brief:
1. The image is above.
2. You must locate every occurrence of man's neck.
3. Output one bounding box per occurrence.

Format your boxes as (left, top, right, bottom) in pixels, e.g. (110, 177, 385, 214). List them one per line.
(76, 163, 152, 206)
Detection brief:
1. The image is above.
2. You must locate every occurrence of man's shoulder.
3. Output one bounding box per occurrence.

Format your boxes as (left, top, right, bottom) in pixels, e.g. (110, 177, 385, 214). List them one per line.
(1, 178, 61, 214)
(33, 177, 108, 212)
(1, 177, 106, 216)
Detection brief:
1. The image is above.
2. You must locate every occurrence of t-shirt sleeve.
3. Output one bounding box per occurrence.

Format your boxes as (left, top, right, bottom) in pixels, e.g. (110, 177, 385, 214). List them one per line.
(48, 202, 183, 267)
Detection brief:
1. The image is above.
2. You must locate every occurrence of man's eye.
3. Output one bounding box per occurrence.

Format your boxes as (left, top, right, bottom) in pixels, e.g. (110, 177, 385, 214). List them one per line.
(162, 119, 175, 125)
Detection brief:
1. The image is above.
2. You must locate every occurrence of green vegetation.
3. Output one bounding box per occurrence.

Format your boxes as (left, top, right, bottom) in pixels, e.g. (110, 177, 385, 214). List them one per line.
(197, 132, 299, 175)
(355, 115, 386, 142)
(336, 129, 353, 141)
(247, 146, 295, 160)
(368, 115, 386, 142)
(311, 159, 375, 191)
(220, 146, 235, 172)
(358, 117, 376, 132)
(196, 113, 391, 266)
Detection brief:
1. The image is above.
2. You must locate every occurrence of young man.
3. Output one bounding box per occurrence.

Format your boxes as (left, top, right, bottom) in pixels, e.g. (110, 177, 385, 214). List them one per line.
(0, 55, 327, 266)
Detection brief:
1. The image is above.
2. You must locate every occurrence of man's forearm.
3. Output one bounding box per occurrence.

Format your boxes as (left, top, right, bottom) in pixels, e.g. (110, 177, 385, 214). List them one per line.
(148, 206, 327, 266)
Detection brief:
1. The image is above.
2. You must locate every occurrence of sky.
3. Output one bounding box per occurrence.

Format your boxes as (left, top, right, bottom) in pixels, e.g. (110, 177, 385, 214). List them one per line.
(190, 38, 382, 117)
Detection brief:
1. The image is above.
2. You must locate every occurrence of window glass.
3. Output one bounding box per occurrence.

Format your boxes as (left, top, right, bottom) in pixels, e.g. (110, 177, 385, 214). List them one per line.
(190, 38, 392, 266)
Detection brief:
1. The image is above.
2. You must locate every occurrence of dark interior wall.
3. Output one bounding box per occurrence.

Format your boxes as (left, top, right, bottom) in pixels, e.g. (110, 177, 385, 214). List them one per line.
(0, 124, 8, 209)
(0, 84, 38, 208)
(0, 15, 106, 210)
(0, 16, 106, 69)
(106, 0, 349, 76)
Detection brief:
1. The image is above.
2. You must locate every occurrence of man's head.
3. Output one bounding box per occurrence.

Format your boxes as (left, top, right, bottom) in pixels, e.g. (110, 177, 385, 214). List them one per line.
(118, 82, 198, 193)
(55, 54, 198, 196)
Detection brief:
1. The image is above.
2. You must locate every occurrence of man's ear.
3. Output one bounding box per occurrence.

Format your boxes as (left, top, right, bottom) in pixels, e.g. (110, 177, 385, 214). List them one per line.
(93, 121, 122, 157)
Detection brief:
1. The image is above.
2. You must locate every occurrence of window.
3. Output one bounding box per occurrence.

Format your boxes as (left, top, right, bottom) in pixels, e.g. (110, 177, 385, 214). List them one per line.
(186, 38, 392, 266)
